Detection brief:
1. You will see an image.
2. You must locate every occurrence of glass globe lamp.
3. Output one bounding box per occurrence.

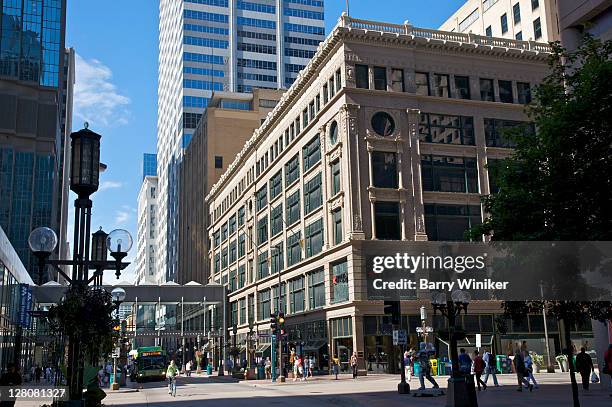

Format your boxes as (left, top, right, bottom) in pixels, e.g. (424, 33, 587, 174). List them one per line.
(28, 227, 58, 255)
(106, 229, 133, 254)
(111, 287, 126, 303)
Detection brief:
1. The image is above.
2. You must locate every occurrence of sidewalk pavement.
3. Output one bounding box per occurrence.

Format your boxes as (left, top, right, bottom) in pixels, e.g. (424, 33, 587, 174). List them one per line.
(92, 371, 612, 407)
(14, 371, 612, 407)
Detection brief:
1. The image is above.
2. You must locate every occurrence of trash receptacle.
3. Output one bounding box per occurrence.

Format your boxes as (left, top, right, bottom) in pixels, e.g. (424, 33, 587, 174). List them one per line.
(257, 366, 265, 379)
(207, 364, 213, 375)
(110, 373, 121, 385)
(430, 359, 438, 376)
(496, 355, 510, 374)
(413, 361, 421, 377)
(437, 358, 445, 375)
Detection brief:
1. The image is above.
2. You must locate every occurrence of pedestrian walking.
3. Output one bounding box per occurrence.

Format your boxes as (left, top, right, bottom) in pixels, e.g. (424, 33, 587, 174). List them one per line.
(458, 348, 472, 376)
(185, 360, 192, 377)
(513, 349, 532, 392)
(483, 348, 499, 387)
(293, 356, 300, 381)
(97, 366, 105, 387)
(350, 352, 358, 379)
(308, 355, 315, 378)
(332, 355, 340, 380)
(575, 347, 594, 390)
(403, 351, 411, 381)
(473, 350, 487, 391)
(298, 356, 306, 381)
(265, 357, 272, 379)
(416, 343, 439, 390)
(524, 351, 539, 389)
(166, 360, 179, 397)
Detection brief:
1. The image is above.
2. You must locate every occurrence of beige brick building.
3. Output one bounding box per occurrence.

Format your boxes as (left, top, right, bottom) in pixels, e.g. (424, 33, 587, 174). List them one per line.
(178, 89, 284, 284)
(204, 16, 582, 374)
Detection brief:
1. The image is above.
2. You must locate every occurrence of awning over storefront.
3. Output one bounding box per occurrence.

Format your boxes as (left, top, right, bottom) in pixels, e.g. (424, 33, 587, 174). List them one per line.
(255, 344, 270, 353)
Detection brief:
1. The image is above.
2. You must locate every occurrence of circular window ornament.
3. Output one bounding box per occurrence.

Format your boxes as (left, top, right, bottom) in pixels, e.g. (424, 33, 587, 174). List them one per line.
(371, 112, 395, 137)
(329, 121, 339, 145)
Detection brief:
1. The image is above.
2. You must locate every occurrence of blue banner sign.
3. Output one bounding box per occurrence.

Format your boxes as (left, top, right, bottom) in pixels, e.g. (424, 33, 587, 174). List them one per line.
(19, 284, 33, 328)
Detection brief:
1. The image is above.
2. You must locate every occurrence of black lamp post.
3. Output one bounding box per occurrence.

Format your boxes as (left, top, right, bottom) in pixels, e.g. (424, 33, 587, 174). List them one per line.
(91, 228, 108, 286)
(28, 124, 132, 402)
(111, 287, 126, 391)
(431, 290, 476, 407)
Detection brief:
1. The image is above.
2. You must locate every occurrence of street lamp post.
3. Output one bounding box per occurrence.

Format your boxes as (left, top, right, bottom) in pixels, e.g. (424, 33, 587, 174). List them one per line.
(431, 290, 475, 407)
(111, 287, 126, 391)
(270, 245, 285, 382)
(28, 125, 132, 402)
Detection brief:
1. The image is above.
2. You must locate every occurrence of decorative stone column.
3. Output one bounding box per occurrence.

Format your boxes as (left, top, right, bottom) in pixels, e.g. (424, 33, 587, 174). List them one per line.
(407, 108, 428, 241)
(341, 103, 365, 240)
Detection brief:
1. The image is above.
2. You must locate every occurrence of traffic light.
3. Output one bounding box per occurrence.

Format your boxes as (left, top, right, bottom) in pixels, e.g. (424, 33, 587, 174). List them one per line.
(384, 300, 401, 325)
(270, 313, 277, 334)
(278, 312, 285, 336)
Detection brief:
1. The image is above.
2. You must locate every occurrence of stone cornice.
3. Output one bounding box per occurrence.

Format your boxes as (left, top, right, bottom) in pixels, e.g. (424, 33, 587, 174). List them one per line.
(205, 15, 551, 204)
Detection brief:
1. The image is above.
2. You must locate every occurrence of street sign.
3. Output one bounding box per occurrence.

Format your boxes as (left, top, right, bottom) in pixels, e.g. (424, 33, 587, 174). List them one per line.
(416, 327, 433, 333)
(476, 334, 482, 349)
(393, 330, 407, 346)
(112, 347, 120, 358)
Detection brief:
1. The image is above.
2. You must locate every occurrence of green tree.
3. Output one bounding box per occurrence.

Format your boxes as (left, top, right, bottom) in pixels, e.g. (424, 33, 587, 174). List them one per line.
(473, 37, 612, 407)
(47, 286, 116, 402)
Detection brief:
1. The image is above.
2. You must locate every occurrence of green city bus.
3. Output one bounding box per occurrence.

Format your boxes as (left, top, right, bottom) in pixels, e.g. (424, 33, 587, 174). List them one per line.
(131, 346, 167, 382)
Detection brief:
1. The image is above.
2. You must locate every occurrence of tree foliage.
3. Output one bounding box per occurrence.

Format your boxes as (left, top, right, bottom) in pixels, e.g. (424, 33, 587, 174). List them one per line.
(475, 37, 612, 241)
(47, 285, 116, 365)
(470, 36, 612, 407)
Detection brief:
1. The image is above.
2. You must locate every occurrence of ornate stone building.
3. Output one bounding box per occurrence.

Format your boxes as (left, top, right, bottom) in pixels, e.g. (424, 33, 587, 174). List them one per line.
(205, 16, 562, 373)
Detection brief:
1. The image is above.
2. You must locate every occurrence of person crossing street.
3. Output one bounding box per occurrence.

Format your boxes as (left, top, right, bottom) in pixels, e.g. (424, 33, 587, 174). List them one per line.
(166, 360, 179, 397)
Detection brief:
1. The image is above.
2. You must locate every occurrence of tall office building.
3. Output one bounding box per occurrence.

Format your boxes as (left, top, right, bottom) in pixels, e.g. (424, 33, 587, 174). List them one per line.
(0, 0, 68, 279)
(136, 154, 159, 285)
(157, 0, 325, 282)
(440, 0, 559, 42)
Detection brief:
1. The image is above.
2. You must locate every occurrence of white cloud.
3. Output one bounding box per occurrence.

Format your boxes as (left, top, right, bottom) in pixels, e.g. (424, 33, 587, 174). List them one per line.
(114, 210, 130, 225)
(114, 205, 136, 226)
(74, 54, 131, 127)
(98, 180, 123, 192)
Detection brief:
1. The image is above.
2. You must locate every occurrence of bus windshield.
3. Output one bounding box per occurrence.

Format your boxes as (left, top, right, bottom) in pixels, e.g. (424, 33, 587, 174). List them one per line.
(140, 356, 165, 371)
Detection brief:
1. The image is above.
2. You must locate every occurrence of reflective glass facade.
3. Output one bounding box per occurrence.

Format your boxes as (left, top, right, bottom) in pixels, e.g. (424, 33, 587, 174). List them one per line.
(0, 0, 65, 87)
(0, 1, 66, 279)
(0, 226, 36, 373)
(0, 148, 55, 273)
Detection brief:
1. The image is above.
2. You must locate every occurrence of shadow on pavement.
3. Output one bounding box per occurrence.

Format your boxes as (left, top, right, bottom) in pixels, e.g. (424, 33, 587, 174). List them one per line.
(103, 381, 612, 407)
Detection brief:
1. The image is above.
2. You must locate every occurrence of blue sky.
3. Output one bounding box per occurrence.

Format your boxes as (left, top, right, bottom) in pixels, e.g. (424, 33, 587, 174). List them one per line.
(65, 0, 464, 283)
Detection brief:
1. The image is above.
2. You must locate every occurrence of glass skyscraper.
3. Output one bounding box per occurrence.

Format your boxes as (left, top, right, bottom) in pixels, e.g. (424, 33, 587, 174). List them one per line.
(0, 0, 67, 277)
(157, 0, 325, 282)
